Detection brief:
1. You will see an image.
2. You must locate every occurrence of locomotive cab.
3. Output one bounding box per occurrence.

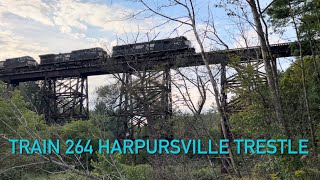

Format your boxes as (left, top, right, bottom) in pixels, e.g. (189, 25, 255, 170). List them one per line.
(0, 61, 4, 69)
(0, 61, 5, 73)
(184, 39, 192, 48)
(179, 36, 194, 49)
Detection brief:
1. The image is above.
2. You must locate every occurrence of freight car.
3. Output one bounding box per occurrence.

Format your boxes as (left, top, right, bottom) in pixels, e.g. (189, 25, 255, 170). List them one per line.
(39, 53, 70, 65)
(39, 47, 107, 65)
(70, 47, 108, 61)
(112, 36, 194, 57)
(0, 56, 38, 71)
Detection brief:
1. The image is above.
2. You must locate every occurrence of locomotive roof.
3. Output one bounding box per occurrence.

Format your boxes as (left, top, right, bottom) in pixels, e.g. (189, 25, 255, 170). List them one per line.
(6, 56, 34, 61)
(39, 47, 105, 57)
(71, 47, 105, 52)
(39, 54, 55, 57)
(39, 53, 70, 59)
(112, 36, 188, 48)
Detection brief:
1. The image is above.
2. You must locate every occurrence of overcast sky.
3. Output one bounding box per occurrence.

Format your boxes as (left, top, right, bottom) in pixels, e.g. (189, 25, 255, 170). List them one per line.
(0, 0, 297, 112)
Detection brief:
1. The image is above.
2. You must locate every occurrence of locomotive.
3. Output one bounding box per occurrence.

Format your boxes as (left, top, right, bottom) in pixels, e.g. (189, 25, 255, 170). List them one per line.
(39, 53, 70, 65)
(112, 36, 194, 57)
(0, 56, 38, 71)
(70, 47, 108, 61)
(39, 47, 108, 65)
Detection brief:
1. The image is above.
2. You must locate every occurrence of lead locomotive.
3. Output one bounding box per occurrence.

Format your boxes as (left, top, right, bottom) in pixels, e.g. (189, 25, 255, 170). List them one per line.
(112, 36, 194, 57)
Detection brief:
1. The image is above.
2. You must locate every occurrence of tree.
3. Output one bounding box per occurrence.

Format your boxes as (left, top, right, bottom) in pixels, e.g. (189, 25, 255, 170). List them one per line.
(0, 82, 106, 179)
(245, 0, 290, 138)
(137, 0, 242, 177)
(268, 0, 319, 155)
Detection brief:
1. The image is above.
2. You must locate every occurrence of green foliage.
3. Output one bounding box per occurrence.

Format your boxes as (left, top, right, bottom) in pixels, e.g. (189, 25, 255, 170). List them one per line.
(91, 153, 123, 178)
(0, 83, 47, 138)
(267, 0, 296, 28)
(280, 56, 320, 138)
(191, 167, 216, 180)
(268, 0, 320, 53)
(21, 171, 87, 180)
(19, 82, 42, 111)
(172, 112, 220, 138)
(230, 56, 320, 178)
(92, 153, 151, 179)
(94, 83, 121, 114)
(230, 103, 282, 138)
(252, 154, 320, 180)
(123, 164, 153, 180)
(60, 120, 95, 140)
(0, 85, 49, 179)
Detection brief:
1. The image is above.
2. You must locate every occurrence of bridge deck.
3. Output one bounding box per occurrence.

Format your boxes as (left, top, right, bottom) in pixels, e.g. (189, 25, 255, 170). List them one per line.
(0, 42, 299, 84)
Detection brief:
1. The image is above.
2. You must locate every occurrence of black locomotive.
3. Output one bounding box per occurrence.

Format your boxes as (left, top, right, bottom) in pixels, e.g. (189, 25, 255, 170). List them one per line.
(39, 47, 108, 65)
(0, 56, 38, 71)
(112, 36, 194, 57)
(70, 47, 107, 61)
(39, 53, 71, 65)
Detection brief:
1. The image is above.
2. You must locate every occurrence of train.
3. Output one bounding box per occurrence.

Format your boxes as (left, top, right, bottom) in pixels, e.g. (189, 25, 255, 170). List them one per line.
(112, 36, 194, 57)
(0, 47, 108, 72)
(40, 47, 108, 65)
(0, 36, 194, 72)
(0, 56, 38, 71)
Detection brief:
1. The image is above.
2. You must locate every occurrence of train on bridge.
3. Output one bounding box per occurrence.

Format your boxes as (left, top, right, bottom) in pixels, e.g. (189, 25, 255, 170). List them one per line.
(0, 36, 194, 73)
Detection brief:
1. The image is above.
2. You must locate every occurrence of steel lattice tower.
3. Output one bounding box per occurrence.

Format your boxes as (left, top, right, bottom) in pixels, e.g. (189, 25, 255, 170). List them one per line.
(41, 76, 89, 123)
(115, 66, 172, 139)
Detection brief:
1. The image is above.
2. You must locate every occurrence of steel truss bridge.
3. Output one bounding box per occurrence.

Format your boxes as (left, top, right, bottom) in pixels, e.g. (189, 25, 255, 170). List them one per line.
(0, 41, 305, 138)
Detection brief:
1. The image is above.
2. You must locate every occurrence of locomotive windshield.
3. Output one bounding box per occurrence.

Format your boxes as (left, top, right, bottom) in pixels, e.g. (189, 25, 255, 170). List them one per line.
(185, 40, 192, 47)
(134, 45, 145, 49)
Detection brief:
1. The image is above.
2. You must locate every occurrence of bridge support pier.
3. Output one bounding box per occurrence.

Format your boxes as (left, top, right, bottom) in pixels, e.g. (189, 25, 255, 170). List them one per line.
(225, 59, 267, 112)
(115, 67, 172, 139)
(41, 76, 89, 124)
(220, 56, 268, 173)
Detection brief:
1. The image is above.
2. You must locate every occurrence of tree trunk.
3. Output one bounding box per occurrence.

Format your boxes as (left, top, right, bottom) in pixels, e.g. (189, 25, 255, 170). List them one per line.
(247, 0, 291, 138)
(288, 1, 317, 155)
(191, 21, 241, 178)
